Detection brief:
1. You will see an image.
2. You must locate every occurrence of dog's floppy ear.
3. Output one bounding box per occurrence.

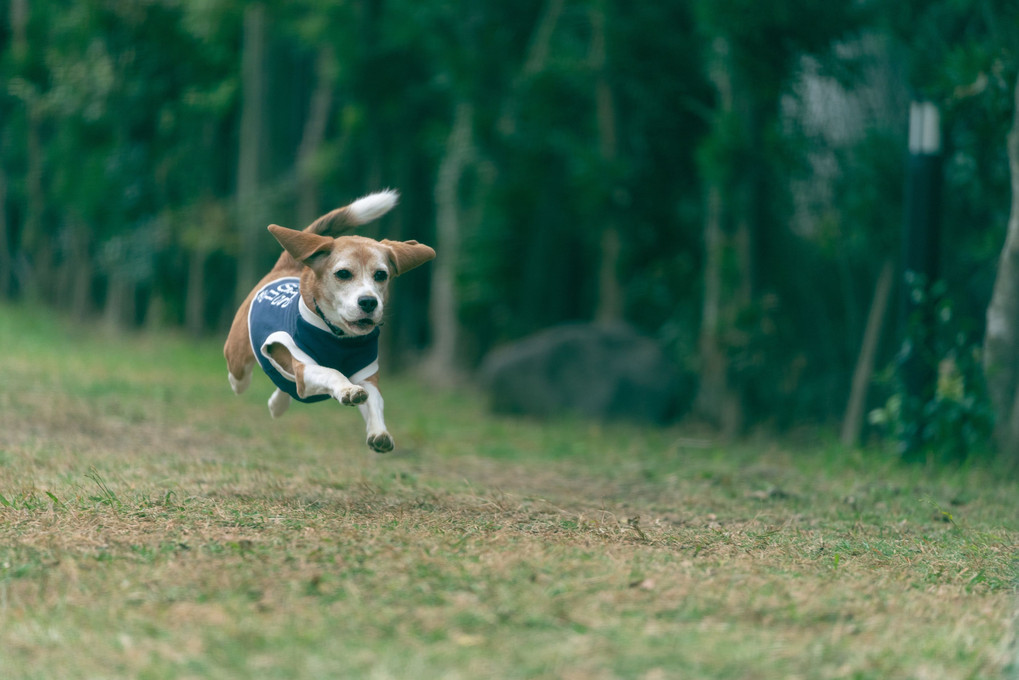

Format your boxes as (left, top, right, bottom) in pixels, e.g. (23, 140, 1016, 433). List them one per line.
(380, 239, 436, 276)
(268, 225, 334, 271)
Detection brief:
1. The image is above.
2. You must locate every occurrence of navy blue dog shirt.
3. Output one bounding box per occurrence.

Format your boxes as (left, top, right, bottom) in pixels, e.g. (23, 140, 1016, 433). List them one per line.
(248, 277, 380, 403)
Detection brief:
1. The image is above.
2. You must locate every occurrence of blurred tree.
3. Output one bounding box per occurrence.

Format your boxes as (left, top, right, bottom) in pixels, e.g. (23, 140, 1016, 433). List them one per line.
(413, 0, 566, 378)
(427, 99, 475, 380)
(589, 0, 623, 323)
(296, 45, 338, 227)
(984, 71, 1019, 458)
(0, 0, 243, 328)
(0, 167, 9, 300)
(691, 0, 862, 435)
(235, 2, 268, 305)
(879, 0, 1017, 459)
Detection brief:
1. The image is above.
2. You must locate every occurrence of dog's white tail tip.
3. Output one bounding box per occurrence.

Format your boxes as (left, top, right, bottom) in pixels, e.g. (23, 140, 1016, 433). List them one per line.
(347, 189, 399, 225)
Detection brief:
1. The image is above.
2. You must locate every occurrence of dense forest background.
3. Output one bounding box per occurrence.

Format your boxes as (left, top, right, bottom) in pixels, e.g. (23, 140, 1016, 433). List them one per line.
(2, 0, 1018, 459)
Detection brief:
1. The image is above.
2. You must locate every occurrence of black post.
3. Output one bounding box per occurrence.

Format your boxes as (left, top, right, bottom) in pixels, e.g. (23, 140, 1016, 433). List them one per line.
(899, 101, 943, 459)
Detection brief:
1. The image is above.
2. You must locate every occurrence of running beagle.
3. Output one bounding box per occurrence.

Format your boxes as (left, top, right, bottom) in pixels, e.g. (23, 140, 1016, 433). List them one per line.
(223, 190, 435, 452)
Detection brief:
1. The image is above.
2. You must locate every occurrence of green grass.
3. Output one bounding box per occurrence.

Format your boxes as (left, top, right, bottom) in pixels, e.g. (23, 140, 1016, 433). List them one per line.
(0, 304, 1016, 679)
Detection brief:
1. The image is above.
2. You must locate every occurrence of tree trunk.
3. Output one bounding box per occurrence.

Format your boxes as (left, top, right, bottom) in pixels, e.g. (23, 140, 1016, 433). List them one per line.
(235, 3, 268, 305)
(695, 183, 733, 428)
(589, 0, 623, 323)
(983, 71, 1019, 459)
(104, 274, 135, 331)
(497, 0, 565, 137)
(414, 0, 568, 379)
(22, 103, 48, 302)
(693, 37, 745, 436)
(0, 167, 11, 300)
(10, 0, 26, 52)
(841, 258, 894, 447)
(3, 0, 25, 299)
(424, 100, 474, 381)
(185, 246, 207, 337)
(422, 0, 564, 376)
(296, 47, 336, 227)
(68, 221, 92, 321)
(51, 219, 90, 319)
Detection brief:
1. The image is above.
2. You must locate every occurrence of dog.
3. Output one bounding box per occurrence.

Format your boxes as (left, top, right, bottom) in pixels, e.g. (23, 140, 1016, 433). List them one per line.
(223, 189, 435, 452)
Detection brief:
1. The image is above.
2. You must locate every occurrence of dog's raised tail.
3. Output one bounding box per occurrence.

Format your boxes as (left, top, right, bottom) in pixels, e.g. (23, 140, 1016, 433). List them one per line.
(304, 189, 399, 236)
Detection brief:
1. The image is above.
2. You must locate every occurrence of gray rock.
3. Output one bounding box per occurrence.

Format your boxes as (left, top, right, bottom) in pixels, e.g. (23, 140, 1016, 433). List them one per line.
(480, 322, 684, 424)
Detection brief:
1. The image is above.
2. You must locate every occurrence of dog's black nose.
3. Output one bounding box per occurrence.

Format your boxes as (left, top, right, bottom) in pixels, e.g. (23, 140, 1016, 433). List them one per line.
(358, 296, 378, 313)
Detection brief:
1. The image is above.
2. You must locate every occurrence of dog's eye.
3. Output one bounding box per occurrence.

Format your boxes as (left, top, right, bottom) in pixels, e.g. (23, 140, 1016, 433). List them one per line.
(335, 269, 353, 281)
(373, 270, 389, 282)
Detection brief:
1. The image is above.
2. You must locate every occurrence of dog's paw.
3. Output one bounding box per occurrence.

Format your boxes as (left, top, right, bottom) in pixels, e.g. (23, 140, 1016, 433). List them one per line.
(337, 386, 369, 406)
(367, 432, 395, 453)
(228, 370, 251, 395)
(268, 389, 291, 418)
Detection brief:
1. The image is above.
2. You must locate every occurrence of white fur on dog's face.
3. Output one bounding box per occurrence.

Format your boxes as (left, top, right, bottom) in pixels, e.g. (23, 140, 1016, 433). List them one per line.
(312, 238, 391, 336)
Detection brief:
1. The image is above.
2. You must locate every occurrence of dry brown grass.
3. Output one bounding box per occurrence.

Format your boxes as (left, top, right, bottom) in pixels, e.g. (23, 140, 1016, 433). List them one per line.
(0, 306, 1017, 679)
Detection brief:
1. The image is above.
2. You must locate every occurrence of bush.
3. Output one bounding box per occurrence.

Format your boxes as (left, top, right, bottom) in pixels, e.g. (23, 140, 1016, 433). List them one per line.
(869, 274, 994, 462)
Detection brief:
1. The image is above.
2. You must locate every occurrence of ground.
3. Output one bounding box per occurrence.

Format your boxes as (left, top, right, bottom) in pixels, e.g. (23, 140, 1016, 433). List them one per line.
(0, 305, 1016, 679)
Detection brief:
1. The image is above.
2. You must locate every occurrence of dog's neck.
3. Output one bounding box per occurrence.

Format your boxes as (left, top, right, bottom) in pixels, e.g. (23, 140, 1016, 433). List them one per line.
(313, 298, 347, 337)
(297, 294, 346, 338)
(295, 271, 349, 338)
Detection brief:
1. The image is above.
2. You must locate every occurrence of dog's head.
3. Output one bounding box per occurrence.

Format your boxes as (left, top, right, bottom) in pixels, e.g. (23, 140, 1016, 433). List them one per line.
(267, 197, 435, 337)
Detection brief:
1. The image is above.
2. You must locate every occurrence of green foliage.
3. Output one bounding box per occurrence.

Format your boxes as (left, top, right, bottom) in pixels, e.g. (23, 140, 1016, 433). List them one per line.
(694, 0, 865, 99)
(0, 0, 1016, 438)
(869, 275, 995, 461)
(881, 0, 1019, 103)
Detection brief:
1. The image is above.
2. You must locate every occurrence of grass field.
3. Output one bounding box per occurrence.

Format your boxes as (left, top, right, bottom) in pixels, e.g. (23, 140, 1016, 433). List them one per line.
(0, 304, 1016, 679)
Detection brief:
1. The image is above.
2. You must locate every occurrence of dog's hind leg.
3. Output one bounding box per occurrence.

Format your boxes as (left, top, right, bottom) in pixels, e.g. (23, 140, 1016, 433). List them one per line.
(268, 388, 291, 418)
(228, 361, 253, 395)
(224, 297, 257, 395)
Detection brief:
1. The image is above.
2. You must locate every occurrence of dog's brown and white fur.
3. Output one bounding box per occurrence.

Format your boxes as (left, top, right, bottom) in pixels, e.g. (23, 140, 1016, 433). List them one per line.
(223, 190, 435, 452)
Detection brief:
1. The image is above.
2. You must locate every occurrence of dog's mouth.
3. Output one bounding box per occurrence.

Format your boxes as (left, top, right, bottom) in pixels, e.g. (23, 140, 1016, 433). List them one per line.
(353, 318, 376, 331)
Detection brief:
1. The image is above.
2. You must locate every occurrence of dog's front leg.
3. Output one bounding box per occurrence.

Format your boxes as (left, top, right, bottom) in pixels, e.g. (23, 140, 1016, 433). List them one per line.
(296, 364, 368, 405)
(266, 343, 368, 405)
(357, 374, 394, 453)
